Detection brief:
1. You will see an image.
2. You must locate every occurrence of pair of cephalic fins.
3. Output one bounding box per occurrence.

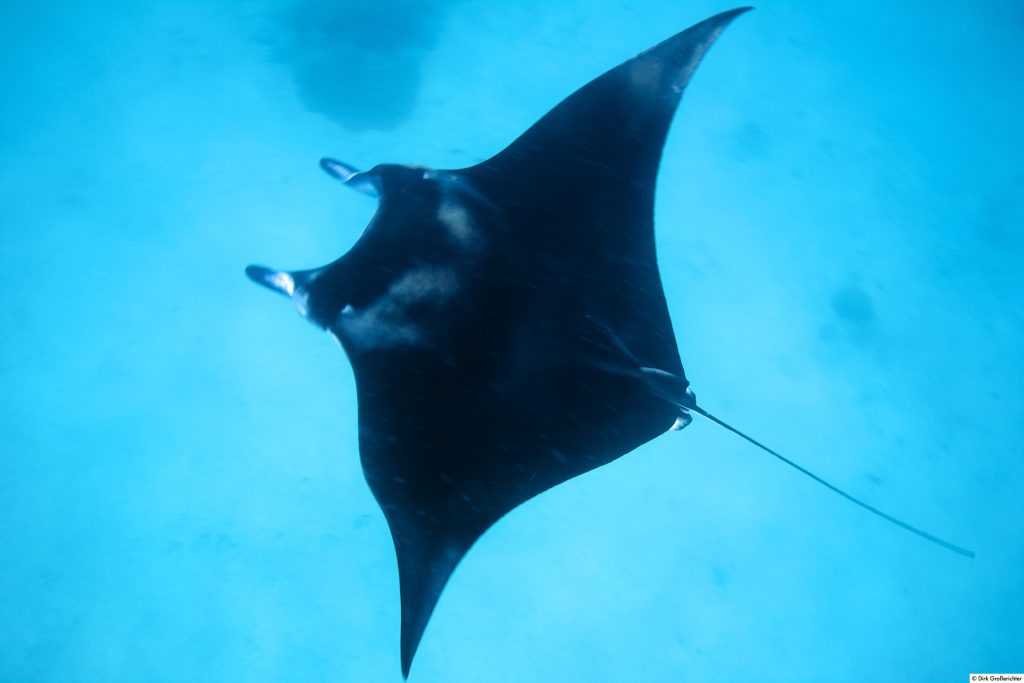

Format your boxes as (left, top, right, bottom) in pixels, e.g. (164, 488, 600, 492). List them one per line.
(246, 8, 973, 677)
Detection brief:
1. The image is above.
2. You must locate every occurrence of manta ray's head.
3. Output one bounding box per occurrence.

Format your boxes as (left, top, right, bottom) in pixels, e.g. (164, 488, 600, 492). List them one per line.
(246, 159, 495, 353)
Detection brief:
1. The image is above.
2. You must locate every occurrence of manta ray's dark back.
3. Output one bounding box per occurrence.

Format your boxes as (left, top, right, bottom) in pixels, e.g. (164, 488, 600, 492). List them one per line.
(248, 9, 750, 676)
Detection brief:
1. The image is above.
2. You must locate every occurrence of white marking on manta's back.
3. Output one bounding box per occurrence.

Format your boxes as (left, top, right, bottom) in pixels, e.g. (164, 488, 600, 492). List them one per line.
(437, 197, 481, 249)
(335, 266, 461, 352)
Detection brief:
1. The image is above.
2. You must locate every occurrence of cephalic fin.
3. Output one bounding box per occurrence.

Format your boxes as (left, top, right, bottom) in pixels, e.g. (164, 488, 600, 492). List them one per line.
(245, 264, 295, 297)
(320, 158, 379, 197)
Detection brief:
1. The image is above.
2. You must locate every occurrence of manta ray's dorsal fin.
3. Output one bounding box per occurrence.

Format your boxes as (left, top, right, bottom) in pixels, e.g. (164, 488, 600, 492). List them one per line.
(684, 405, 976, 559)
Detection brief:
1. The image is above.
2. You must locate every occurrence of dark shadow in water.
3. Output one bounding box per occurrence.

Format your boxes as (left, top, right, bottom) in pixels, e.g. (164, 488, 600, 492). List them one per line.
(279, 0, 453, 131)
(727, 120, 772, 163)
(830, 283, 875, 326)
(818, 281, 878, 347)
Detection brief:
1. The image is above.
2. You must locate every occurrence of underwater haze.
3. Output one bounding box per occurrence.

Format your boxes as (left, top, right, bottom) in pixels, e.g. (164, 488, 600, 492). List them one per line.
(2, 1, 1022, 681)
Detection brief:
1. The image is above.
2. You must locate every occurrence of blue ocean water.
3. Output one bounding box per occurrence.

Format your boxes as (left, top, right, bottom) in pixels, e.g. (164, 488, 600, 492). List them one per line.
(2, 1, 1021, 681)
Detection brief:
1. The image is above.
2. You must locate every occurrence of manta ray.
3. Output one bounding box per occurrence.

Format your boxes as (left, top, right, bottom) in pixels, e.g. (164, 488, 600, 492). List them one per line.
(246, 8, 972, 676)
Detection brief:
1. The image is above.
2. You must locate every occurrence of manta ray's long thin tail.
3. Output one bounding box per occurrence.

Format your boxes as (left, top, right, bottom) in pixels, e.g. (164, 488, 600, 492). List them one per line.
(689, 405, 975, 559)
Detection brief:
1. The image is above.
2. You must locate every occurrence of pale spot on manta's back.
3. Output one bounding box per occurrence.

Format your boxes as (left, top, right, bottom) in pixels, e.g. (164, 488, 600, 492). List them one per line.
(437, 197, 481, 249)
(389, 266, 460, 301)
(335, 266, 461, 352)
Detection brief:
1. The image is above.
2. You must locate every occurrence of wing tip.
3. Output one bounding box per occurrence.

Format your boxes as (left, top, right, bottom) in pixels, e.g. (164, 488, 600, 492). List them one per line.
(391, 533, 472, 679)
(669, 5, 754, 52)
(400, 614, 425, 679)
(714, 6, 756, 22)
(400, 647, 413, 679)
